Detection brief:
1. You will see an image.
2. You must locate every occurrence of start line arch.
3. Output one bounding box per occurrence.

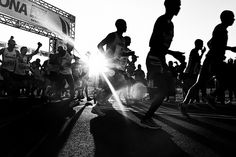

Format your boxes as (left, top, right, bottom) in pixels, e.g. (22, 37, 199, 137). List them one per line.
(0, 0, 76, 54)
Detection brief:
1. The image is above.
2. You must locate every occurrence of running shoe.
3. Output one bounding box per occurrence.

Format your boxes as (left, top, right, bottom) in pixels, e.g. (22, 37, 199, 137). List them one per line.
(140, 118, 161, 129)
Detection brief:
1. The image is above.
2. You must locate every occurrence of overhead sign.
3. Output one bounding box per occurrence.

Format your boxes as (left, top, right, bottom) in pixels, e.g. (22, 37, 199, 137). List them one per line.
(0, 0, 72, 36)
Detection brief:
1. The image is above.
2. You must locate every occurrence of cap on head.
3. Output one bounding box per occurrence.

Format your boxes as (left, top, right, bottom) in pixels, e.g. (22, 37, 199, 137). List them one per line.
(8, 36, 16, 46)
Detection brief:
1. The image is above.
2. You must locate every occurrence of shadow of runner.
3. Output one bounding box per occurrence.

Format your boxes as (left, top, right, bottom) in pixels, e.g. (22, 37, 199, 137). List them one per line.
(53, 104, 87, 156)
(30, 102, 87, 157)
(90, 110, 189, 157)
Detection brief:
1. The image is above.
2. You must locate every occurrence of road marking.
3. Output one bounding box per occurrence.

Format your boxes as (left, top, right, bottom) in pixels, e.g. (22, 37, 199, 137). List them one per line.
(98, 100, 236, 121)
(114, 104, 220, 157)
(152, 118, 220, 157)
(157, 105, 236, 120)
(114, 102, 234, 157)
(193, 117, 236, 133)
(159, 114, 235, 148)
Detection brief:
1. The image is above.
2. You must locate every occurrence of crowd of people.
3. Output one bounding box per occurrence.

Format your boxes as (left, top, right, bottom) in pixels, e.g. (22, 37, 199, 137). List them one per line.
(0, 35, 146, 104)
(0, 36, 43, 99)
(140, 0, 236, 129)
(1, 0, 236, 129)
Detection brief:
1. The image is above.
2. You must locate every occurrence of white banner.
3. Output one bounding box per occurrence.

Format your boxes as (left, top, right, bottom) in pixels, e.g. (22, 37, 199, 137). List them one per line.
(0, 0, 72, 36)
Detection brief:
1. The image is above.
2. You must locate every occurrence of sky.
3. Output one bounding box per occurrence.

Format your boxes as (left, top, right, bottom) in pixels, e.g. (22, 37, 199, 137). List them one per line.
(1, 0, 236, 73)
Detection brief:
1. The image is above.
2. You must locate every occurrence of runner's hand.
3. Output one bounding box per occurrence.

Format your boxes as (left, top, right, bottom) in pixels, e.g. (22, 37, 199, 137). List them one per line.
(38, 42, 42, 47)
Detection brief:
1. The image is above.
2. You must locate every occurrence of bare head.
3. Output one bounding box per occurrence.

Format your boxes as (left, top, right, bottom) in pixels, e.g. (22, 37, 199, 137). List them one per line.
(220, 10, 235, 26)
(194, 39, 203, 49)
(164, 0, 181, 16)
(20, 46, 28, 55)
(124, 36, 131, 46)
(115, 19, 127, 33)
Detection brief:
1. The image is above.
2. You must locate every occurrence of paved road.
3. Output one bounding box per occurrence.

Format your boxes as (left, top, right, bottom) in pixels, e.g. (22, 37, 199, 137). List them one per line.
(59, 98, 236, 157)
(1, 97, 236, 157)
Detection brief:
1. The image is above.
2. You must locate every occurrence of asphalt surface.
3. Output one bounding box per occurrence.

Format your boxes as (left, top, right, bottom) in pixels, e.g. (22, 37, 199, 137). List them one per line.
(1, 97, 236, 157)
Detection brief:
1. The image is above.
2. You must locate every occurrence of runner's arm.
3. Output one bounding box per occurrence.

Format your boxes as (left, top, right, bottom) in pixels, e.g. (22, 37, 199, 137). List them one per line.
(97, 33, 115, 54)
(27, 42, 42, 58)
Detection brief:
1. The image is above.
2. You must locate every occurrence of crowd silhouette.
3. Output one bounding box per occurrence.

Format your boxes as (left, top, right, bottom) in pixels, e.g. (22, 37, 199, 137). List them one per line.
(1, 0, 236, 130)
(179, 9, 236, 118)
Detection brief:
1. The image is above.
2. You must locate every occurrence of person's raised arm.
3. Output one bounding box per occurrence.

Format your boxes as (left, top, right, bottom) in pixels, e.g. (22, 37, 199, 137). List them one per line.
(28, 42, 42, 58)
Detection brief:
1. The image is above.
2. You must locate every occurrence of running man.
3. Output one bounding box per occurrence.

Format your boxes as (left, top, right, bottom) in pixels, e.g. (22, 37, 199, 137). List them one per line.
(92, 19, 129, 116)
(0, 36, 20, 97)
(179, 10, 236, 117)
(141, 0, 185, 129)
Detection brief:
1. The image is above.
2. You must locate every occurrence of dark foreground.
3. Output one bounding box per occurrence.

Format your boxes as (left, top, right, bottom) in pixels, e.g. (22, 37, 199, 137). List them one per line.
(1, 97, 236, 157)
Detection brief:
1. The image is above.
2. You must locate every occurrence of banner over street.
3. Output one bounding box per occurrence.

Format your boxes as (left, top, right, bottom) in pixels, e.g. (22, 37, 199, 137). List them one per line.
(0, 0, 73, 36)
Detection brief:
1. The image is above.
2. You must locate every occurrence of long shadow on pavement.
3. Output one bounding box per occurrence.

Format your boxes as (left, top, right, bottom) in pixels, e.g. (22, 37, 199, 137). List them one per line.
(90, 110, 189, 157)
(28, 101, 88, 157)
